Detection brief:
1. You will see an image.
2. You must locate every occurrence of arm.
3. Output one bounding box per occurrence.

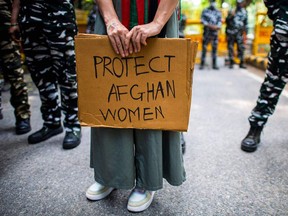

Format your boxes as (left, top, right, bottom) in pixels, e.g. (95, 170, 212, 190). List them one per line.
(244, 12, 248, 34)
(201, 9, 209, 26)
(201, 9, 220, 31)
(126, 0, 179, 53)
(264, 0, 288, 25)
(216, 11, 222, 30)
(153, 0, 179, 31)
(226, 11, 232, 24)
(263, 0, 277, 21)
(9, 0, 21, 42)
(96, 0, 130, 57)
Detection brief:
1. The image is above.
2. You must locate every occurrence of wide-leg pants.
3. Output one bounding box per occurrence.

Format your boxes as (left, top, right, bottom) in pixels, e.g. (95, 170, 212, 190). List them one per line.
(90, 128, 186, 191)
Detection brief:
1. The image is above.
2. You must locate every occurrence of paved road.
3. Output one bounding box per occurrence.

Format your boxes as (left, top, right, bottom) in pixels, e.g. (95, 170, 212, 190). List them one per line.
(1, 61, 288, 216)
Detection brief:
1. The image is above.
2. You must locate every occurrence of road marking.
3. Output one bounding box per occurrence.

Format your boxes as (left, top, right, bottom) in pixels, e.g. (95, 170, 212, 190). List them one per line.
(240, 69, 288, 98)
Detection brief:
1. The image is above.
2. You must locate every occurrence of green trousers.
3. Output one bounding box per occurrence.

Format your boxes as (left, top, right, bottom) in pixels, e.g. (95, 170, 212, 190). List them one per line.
(90, 128, 186, 191)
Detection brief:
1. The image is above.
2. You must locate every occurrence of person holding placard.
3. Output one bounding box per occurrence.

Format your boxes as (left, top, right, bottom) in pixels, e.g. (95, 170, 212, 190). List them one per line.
(85, 0, 186, 213)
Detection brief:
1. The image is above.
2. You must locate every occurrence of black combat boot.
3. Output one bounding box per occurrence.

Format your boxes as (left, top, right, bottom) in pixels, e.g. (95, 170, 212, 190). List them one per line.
(16, 118, 31, 135)
(199, 60, 204, 70)
(239, 60, 247, 69)
(241, 126, 263, 152)
(212, 59, 219, 70)
(28, 124, 63, 144)
(63, 130, 81, 149)
(229, 59, 234, 69)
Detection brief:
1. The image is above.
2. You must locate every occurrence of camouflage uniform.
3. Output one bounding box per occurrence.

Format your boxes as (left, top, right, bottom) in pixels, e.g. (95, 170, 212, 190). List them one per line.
(18, 0, 80, 133)
(0, 0, 30, 121)
(226, 6, 248, 66)
(200, 5, 222, 68)
(248, 0, 288, 127)
(86, 3, 98, 34)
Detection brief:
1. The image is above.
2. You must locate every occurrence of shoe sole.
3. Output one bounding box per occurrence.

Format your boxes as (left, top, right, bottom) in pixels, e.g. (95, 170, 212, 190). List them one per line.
(241, 144, 258, 152)
(127, 191, 155, 212)
(28, 127, 63, 144)
(86, 187, 115, 201)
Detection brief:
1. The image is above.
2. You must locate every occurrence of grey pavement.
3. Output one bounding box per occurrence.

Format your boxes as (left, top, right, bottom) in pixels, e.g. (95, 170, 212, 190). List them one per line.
(1, 59, 288, 216)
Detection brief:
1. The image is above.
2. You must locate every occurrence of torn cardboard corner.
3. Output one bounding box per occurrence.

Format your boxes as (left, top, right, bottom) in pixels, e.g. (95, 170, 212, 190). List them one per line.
(75, 34, 198, 131)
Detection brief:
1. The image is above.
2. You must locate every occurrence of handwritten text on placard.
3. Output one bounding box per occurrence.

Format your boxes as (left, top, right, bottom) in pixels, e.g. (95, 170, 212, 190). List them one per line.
(92, 55, 177, 123)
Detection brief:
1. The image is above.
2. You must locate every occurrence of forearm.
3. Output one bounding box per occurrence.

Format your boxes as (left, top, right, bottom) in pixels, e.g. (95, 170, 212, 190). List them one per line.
(96, 0, 119, 26)
(11, 0, 20, 24)
(96, 0, 130, 57)
(244, 18, 248, 33)
(202, 20, 209, 26)
(152, 0, 179, 30)
(217, 15, 222, 29)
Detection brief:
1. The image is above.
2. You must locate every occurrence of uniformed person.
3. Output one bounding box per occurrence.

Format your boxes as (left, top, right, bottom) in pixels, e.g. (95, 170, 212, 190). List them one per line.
(10, 0, 81, 149)
(226, 0, 248, 69)
(0, 0, 31, 134)
(179, 13, 187, 39)
(86, 1, 98, 34)
(200, 0, 222, 70)
(241, 0, 288, 152)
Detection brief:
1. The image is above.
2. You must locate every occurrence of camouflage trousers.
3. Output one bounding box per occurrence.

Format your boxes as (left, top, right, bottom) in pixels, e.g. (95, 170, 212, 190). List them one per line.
(20, 1, 80, 132)
(0, 32, 30, 120)
(227, 33, 245, 62)
(248, 50, 288, 127)
(201, 33, 219, 63)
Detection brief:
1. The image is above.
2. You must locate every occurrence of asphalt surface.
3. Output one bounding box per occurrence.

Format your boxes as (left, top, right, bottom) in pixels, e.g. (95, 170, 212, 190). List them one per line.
(1, 59, 288, 216)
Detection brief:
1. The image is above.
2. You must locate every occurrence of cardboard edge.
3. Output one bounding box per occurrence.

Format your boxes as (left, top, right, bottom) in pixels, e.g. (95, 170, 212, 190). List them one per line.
(186, 41, 198, 130)
(75, 35, 193, 132)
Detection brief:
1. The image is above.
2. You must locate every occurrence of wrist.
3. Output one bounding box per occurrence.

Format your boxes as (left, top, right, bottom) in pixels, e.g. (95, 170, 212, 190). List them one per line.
(152, 20, 164, 33)
(107, 22, 117, 32)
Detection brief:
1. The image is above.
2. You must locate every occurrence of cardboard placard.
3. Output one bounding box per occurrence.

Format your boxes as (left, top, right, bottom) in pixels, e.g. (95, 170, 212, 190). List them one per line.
(75, 34, 197, 131)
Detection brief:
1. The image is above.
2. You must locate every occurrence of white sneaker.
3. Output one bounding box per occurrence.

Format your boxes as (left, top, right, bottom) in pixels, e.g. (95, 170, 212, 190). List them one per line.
(85, 182, 114, 201)
(127, 188, 155, 212)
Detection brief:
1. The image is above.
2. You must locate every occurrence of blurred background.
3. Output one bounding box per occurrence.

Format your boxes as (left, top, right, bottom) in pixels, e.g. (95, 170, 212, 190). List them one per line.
(73, 0, 272, 70)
